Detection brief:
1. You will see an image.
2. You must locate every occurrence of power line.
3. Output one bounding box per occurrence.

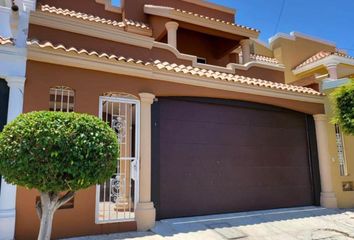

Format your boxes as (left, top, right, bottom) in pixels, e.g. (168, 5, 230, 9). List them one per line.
(341, 47, 354, 51)
(273, 0, 286, 35)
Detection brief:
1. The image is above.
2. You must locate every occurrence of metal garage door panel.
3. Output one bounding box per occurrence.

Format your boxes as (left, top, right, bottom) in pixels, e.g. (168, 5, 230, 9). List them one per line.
(152, 98, 318, 219)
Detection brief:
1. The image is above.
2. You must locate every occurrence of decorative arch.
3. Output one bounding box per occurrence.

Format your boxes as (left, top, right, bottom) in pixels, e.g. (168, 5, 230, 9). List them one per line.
(103, 92, 138, 100)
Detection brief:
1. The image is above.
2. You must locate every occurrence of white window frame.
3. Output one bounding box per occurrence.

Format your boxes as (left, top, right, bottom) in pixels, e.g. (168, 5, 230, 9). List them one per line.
(95, 96, 141, 224)
(197, 57, 207, 64)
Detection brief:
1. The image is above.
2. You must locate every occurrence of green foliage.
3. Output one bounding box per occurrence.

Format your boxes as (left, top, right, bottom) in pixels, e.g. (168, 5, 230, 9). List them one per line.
(0, 111, 119, 193)
(331, 80, 354, 135)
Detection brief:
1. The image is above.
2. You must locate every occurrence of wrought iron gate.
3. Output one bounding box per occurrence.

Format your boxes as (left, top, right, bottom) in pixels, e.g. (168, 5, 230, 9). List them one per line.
(96, 95, 140, 223)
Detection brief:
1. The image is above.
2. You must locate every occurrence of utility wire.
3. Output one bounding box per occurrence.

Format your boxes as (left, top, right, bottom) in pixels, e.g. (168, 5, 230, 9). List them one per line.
(273, 0, 286, 35)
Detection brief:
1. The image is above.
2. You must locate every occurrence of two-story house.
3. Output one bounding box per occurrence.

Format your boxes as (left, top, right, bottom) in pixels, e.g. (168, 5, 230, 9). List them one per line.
(0, 1, 342, 239)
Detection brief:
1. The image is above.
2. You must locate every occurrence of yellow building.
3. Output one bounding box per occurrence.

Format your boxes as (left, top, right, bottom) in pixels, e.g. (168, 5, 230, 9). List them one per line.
(253, 32, 354, 208)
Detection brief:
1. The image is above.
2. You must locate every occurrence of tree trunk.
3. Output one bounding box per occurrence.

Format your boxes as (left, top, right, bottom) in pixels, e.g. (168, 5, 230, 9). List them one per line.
(37, 192, 57, 240)
(36, 191, 75, 240)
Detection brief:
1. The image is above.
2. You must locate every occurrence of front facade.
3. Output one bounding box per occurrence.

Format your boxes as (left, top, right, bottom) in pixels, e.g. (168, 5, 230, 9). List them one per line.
(0, 0, 348, 239)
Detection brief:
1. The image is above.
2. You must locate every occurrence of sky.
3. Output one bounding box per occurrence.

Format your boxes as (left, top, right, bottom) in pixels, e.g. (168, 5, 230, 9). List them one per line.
(112, 0, 354, 55)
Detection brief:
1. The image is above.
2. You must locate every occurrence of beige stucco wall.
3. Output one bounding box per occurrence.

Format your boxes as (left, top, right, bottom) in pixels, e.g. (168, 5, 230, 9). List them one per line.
(324, 93, 354, 208)
(271, 36, 336, 84)
(252, 40, 274, 58)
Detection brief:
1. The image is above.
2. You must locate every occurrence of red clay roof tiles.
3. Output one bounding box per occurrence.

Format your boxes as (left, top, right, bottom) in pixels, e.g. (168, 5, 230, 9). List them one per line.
(40, 5, 150, 30)
(295, 51, 354, 70)
(145, 4, 259, 33)
(27, 39, 321, 96)
(0, 36, 14, 46)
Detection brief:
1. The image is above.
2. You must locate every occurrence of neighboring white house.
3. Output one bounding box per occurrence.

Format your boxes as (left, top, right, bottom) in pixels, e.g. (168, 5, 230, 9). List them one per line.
(0, 1, 35, 239)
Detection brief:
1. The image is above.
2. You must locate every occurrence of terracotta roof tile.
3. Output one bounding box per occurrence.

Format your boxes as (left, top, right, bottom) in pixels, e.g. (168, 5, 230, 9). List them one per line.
(27, 39, 321, 96)
(250, 54, 280, 65)
(295, 51, 332, 70)
(40, 5, 150, 30)
(0, 36, 14, 46)
(295, 51, 354, 70)
(145, 5, 259, 33)
(28, 39, 151, 66)
(154, 60, 320, 95)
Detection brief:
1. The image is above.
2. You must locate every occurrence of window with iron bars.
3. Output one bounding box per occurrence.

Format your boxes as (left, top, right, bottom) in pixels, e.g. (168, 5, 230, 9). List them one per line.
(49, 86, 75, 112)
(335, 124, 347, 176)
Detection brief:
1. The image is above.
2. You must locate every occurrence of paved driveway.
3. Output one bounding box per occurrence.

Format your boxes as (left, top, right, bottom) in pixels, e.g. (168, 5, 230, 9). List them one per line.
(65, 207, 354, 240)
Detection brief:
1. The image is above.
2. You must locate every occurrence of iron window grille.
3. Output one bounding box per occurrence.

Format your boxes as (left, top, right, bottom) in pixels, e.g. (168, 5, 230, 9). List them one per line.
(49, 86, 75, 112)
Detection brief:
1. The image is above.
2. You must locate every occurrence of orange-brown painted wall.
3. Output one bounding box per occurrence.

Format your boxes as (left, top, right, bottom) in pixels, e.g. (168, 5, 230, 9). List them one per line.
(177, 28, 237, 67)
(16, 187, 136, 240)
(28, 25, 285, 82)
(28, 25, 192, 66)
(17, 59, 324, 239)
(37, 0, 122, 21)
(23, 61, 323, 115)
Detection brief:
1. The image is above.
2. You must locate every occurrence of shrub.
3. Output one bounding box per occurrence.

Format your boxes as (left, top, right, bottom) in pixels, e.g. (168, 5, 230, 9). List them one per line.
(0, 111, 118, 240)
(331, 80, 354, 135)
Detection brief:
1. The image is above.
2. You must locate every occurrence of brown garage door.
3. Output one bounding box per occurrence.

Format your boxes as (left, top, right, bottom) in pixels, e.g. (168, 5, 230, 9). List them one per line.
(152, 98, 321, 220)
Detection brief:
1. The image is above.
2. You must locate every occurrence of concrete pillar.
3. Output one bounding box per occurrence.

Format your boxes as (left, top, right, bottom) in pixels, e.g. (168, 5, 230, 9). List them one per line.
(165, 21, 179, 49)
(240, 39, 251, 64)
(326, 64, 338, 80)
(313, 114, 338, 208)
(0, 76, 25, 240)
(135, 93, 156, 231)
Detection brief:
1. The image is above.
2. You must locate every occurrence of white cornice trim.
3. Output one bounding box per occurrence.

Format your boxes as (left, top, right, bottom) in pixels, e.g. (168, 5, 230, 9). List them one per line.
(0, 5, 11, 13)
(153, 41, 197, 62)
(293, 55, 354, 75)
(269, 32, 337, 49)
(144, 5, 258, 38)
(0, 45, 27, 58)
(29, 11, 155, 49)
(322, 78, 352, 91)
(27, 46, 324, 104)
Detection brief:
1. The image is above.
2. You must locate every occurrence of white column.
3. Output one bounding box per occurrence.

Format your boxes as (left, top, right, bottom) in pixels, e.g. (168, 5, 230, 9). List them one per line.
(326, 63, 338, 80)
(0, 76, 25, 240)
(313, 114, 338, 208)
(165, 21, 179, 49)
(135, 93, 156, 231)
(240, 39, 251, 64)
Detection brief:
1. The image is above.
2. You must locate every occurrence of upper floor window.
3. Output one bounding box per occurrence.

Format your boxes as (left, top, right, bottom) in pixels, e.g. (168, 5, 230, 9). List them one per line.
(197, 57, 207, 64)
(335, 124, 347, 176)
(49, 86, 75, 112)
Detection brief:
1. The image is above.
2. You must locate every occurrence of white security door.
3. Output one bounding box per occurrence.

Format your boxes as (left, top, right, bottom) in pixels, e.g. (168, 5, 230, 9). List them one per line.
(96, 95, 140, 223)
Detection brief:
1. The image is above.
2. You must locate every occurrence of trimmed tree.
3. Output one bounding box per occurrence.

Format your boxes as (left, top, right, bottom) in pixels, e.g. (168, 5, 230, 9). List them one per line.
(0, 111, 118, 240)
(331, 80, 354, 135)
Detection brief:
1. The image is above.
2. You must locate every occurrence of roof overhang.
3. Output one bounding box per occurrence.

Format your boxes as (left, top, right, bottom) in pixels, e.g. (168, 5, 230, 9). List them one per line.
(26, 41, 324, 104)
(269, 32, 336, 50)
(293, 54, 354, 77)
(144, 5, 259, 39)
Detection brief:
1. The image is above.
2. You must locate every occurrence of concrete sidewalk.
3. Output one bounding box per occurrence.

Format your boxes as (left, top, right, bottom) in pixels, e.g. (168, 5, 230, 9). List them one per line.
(64, 207, 354, 240)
